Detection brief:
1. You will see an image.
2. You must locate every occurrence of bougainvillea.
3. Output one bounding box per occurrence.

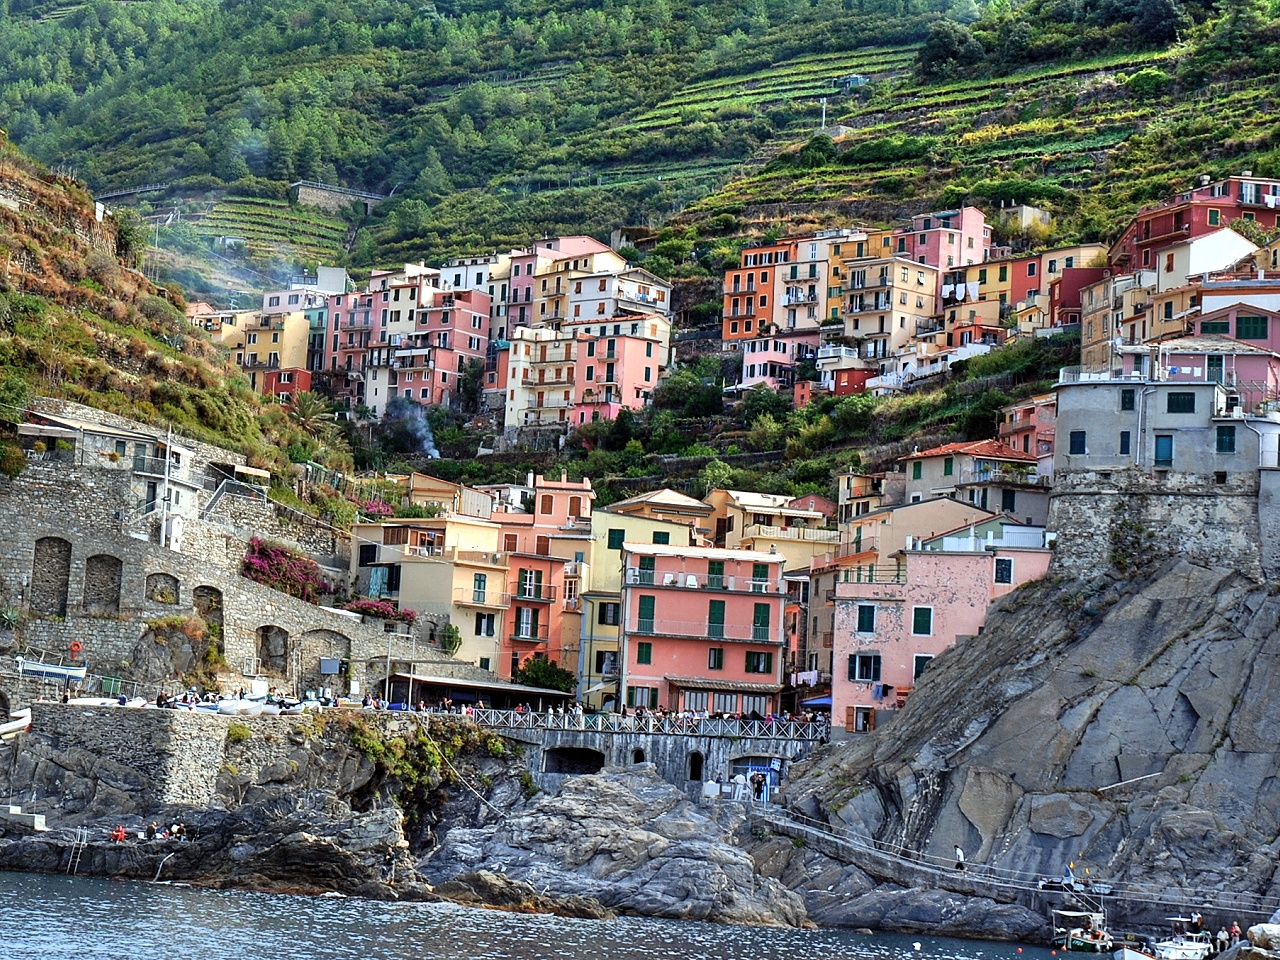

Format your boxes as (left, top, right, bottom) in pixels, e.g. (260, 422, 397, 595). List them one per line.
(341, 597, 418, 624)
(242, 537, 332, 603)
(353, 498, 394, 518)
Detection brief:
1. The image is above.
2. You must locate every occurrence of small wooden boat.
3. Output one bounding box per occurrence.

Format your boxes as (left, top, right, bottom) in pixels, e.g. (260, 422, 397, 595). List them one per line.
(1053, 910, 1114, 952)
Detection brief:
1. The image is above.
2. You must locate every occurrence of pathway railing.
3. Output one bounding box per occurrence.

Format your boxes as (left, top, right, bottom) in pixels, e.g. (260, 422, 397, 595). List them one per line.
(471, 707, 830, 741)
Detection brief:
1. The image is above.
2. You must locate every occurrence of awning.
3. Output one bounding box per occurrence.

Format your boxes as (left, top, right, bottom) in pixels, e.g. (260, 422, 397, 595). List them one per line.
(664, 675, 783, 694)
(582, 680, 619, 695)
(392, 672, 573, 698)
(801, 695, 832, 707)
(17, 424, 79, 439)
(235, 464, 271, 479)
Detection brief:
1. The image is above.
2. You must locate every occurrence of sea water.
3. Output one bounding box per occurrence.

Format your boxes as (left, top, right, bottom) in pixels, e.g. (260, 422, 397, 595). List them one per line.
(0, 870, 1044, 960)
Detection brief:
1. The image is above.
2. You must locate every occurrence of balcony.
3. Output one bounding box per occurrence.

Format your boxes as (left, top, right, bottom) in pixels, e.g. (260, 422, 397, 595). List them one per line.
(916, 321, 944, 337)
(522, 374, 574, 387)
(826, 569, 908, 598)
(624, 569, 784, 593)
(513, 583, 558, 603)
(558, 522, 591, 536)
(453, 587, 511, 608)
(132, 456, 189, 483)
(998, 418, 1029, 437)
(509, 624, 549, 643)
(628, 618, 781, 643)
(742, 523, 840, 544)
(784, 291, 818, 305)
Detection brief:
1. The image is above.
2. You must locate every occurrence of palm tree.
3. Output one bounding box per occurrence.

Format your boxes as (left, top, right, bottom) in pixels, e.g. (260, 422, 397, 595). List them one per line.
(288, 391, 335, 440)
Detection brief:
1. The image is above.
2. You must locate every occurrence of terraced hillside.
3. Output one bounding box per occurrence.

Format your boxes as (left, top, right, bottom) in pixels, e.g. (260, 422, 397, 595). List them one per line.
(681, 49, 1280, 242)
(192, 197, 349, 265)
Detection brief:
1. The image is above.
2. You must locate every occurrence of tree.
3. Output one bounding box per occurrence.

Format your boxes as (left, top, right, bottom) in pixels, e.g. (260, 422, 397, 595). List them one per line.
(513, 657, 577, 693)
(915, 21, 985, 81)
(288, 391, 335, 439)
(698, 458, 733, 496)
(738, 384, 791, 425)
(440, 623, 462, 656)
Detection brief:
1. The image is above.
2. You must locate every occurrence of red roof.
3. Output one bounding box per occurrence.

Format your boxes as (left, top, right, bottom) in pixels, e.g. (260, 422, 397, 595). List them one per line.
(902, 439, 1037, 463)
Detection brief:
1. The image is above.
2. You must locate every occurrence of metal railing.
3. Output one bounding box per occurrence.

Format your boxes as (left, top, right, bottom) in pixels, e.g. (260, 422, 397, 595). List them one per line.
(514, 583, 557, 602)
(472, 708, 830, 741)
(743, 523, 840, 543)
(508, 624, 549, 642)
(453, 587, 511, 608)
(629, 618, 780, 643)
(625, 569, 784, 593)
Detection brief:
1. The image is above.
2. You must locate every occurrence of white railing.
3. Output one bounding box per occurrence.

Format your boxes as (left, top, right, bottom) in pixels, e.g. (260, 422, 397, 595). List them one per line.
(471, 708, 830, 741)
(628, 618, 780, 643)
(743, 523, 840, 543)
(624, 569, 785, 593)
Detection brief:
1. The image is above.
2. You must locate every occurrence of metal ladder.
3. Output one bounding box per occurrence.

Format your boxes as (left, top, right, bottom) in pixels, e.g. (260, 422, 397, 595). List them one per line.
(65, 827, 88, 875)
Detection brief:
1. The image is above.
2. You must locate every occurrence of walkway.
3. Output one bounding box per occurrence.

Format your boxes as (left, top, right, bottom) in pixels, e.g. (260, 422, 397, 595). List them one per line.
(472, 708, 830, 741)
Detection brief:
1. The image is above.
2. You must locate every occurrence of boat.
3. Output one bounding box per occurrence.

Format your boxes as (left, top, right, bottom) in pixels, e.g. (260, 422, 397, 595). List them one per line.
(15, 656, 87, 684)
(0, 709, 31, 740)
(1153, 920, 1214, 960)
(1053, 910, 1115, 952)
(1113, 933, 1158, 960)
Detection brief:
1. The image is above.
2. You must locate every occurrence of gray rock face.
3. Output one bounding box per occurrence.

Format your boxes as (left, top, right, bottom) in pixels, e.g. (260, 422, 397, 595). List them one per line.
(421, 764, 808, 927)
(780, 560, 1280, 931)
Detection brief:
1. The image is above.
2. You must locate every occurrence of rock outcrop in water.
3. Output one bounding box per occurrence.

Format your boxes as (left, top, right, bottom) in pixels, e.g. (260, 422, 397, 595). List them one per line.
(422, 764, 808, 927)
(758, 559, 1280, 935)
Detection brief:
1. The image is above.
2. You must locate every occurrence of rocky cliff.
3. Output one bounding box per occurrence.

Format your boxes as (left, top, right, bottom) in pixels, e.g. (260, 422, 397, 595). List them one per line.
(757, 559, 1280, 935)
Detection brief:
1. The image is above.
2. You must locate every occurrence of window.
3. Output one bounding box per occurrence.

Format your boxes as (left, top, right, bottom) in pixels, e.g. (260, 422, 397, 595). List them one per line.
(518, 568, 544, 599)
(752, 602, 771, 641)
(1120, 430, 1131, 455)
(1202, 321, 1230, 334)
(745, 650, 774, 674)
(707, 560, 724, 589)
(1121, 388, 1135, 411)
(1217, 424, 1237, 453)
(474, 612, 495, 636)
(1027, 262, 1037, 277)
(598, 602, 620, 625)
(1208, 209, 1220, 226)
(708, 600, 725, 638)
(856, 604, 875, 633)
(607, 528, 625, 550)
(849, 653, 881, 682)
(636, 642, 652, 665)
(1167, 392, 1196, 413)
(994, 558, 1013, 584)
(914, 655, 933, 680)
(473, 573, 488, 603)
(708, 647, 724, 670)
(1048, 259, 1058, 274)
(1069, 430, 1087, 455)
(1237, 315, 1269, 339)
(912, 461, 923, 480)
(637, 595, 655, 633)
(1154, 434, 1174, 467)
(627, 686, 658, 709)
(998, 265, 1008, 282)
(637, 555, 655, 584)
(751, 562, 770, 592)
(1001, 488, 1016, 512)
(479, 657, 491, 671)
(912, 606, 933, 636)
(540, 494, 553, 514)
(503, 534, 518, 553)
(358, 544, 377, 566)
(685, 692, 709, 713)
(943, 457, 954, 477)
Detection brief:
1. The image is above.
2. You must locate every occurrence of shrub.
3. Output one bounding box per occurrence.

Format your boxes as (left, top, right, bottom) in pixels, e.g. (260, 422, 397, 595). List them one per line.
(227, 722, 251, 744)
(242, 537, 332, 603)
(341, 597, 418, 624)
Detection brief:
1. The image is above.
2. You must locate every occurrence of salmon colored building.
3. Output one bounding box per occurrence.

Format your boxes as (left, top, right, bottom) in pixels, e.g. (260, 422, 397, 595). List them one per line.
(619, 544, 787, 715)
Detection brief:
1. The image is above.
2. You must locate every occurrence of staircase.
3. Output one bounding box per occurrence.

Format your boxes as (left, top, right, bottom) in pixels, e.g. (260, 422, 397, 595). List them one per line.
(65, 826, 88, 874)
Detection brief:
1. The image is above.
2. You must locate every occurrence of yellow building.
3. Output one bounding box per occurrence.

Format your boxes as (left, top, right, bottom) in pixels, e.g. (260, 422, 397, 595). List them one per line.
(702, 488, 840, 572)
(602, 487, 714, 544)
(578, 508, 693, 709)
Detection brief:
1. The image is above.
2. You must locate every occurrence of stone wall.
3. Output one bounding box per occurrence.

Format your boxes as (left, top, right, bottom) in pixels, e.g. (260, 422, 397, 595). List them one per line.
(207, 493, 349, 569)
(1047, 468, 1264, 580)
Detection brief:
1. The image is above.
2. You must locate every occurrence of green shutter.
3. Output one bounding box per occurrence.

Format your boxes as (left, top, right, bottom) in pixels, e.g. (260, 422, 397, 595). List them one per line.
(857, 604, 875, 633)
(608, 528, 625, 549)
(753, 602, 770, 641)
(912, 461, 922, 480)
(709, 600, 725, 639)
(637, 642, 652, 665)
(912, 606, 932, 635)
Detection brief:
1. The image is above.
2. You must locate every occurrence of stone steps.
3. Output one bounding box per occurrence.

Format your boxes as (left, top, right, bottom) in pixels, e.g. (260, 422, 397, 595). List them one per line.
(1, 805, 48, 831)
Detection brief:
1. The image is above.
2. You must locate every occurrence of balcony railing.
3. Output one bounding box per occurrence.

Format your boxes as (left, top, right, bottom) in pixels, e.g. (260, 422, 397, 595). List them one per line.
(471, 709, 831, 740)
(514, 583, 558, 602)
(625, 569, 784, 593)
(627, 619, 781, 643)
(453, 587, 511, 608)
(509, 624, 549, 642)
(132, 456, 189, 483)
(742, 523, 840, 543)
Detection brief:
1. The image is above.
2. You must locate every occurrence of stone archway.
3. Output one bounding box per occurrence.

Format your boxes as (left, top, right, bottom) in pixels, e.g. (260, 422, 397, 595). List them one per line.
(30, 537, 72, 617)
(255, 625, 290, 676)
(83, 554, 122, 615)
(145, 572, 180, 605)
(688, 751, 704, 782)
(545, 747, 605, 774)
(631, 748, 645, 764)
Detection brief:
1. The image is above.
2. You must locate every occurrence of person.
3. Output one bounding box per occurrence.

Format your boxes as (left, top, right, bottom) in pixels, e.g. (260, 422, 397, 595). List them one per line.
(176, 823, 187, 842)
(1231, 922, 1242, 946)
(109, 824, 126, 843)
(145, 822, 157, 842)
(61, 690, 69, 704)
(1218, 928, 1230, 954)
(1192, 912, 1204, 934)
(954, 845, 966, 871)
(381, 847, 395, 883)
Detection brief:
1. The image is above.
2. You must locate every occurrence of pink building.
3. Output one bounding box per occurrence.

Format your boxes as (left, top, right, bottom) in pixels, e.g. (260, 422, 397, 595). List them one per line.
(569, 316, 667, 425)
(393, 288, 492, 407)
(619, 544, 787, 715)
(739, 330, 819, 390)
(894, 207, 990, 280)
(1119, 327, 1280, 413)
(328, 291, 376, 407)
(830, 532, 1050, 735)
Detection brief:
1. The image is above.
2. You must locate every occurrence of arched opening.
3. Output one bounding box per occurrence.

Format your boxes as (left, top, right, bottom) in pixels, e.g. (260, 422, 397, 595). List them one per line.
(193, 586, 225, 673)
(145, 572, 180, 605)
(83, 554, 123, 614)
(631, 748, 645, 764)
(30, 537, 72, 617)
(255, 625, 290, 676)
(688, 751, 704, 782)
(544, 747, 605, 774)
(0, 689, 10, 720)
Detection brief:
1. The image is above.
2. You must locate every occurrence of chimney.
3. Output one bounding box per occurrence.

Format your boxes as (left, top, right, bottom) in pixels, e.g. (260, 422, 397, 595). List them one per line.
(1243, 170, 1253, 177)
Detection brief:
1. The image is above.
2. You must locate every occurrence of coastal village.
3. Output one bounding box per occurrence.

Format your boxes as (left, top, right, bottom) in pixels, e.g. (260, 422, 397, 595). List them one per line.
(7, 163, 1280, 946)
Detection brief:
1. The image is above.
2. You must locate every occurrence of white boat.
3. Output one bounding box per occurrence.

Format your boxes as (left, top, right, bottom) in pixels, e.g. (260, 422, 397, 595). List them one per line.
(1154, 920, 1214, 960)
(0, 709, 31, 740)
(15, 656, 87, 683)
(1115, 945, 1157, 960)
(1053, 910, 1114, 953)
(216, 700, 241, 716)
